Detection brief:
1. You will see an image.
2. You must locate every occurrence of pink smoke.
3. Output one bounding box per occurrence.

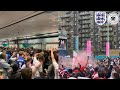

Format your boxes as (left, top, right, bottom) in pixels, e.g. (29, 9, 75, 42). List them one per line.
(72, 51, 97, 69)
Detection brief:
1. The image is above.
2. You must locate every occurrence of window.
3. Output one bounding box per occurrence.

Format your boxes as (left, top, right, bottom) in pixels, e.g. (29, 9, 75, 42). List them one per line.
(110, 27, 112, 30)
(118, 27, 120, 30)
(75, 18, 77, 21)
(103, 37, 105, 40)
(82, 25, 84, 28)
(103, 33, 105, 36)
(103, 28, 105, 31)
(118, 37, 120, 40)
(104, 42, 106, 45)
(82, 43, 85, 46)
(75, 14, 76, 17)
(114, 42, 116, 45)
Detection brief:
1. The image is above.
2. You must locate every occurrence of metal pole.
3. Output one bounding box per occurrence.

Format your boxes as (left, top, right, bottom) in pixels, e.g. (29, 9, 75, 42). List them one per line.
(98, 26, 100, 55)
(107, 23, 110, 57)
(76, 11, 79, 52)
(74, 11, 79, 52)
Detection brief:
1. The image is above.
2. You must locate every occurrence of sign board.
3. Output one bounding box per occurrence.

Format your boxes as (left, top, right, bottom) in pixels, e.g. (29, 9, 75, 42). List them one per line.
(86, 40, 91, 56)
(95, 11, 107, 26)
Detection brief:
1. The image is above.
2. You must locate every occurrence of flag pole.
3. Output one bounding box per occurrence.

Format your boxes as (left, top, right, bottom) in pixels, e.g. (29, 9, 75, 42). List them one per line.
(107, 22, 110, 57)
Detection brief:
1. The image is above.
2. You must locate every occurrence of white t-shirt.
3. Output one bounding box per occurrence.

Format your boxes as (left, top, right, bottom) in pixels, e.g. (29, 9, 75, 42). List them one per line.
(10, 57, 17, 61)
(33, 57, 43, 72)
(77, 77, 90, 79)
(109, 77, 113, 79)
(31, 65, 40, 79)
(111, 61, 114, 65)
(21, 62, 40, 79)
(53, 60, 59, 79)
(93, 73, 98, 79)
(32, 57, 44, 78)
(17, 54, 19, 58)
(68, 77, 76, 79)
(21, 64, 26, 70)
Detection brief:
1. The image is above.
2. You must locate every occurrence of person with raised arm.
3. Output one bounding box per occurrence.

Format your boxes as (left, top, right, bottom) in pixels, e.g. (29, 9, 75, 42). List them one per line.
(50, 47, 59, 79)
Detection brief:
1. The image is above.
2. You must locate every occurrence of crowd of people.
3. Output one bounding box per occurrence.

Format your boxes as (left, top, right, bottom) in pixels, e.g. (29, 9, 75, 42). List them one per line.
(0, 47, 58, 79)
(59, 57, 120, 79)
(1, 46, 120, 79)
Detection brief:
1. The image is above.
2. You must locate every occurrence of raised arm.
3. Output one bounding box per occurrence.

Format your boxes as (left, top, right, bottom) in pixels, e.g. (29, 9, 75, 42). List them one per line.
(85, 56, 89, 67)
(34, 53, 41, 57)
(50, 48, 59, 79)
(50, 48, 55, 63)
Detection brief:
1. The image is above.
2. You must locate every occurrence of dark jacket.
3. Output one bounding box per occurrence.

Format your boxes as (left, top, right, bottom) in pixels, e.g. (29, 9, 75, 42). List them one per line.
(9, 70, 21, 79)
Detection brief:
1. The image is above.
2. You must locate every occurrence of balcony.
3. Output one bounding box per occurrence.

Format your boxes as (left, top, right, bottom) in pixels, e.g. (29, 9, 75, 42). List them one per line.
(81, 26, 90, 29)
(95, 33, 99, 36)
(100, 25, 113, 28)
(101, 28, 113, 32)
(61, 17, 72, 22)
(78, 20, 91, 23)
(60, 15, 71, 19)
(80, 31, 90, 34)
(79, 17, 91, 20)
(81, 39, 85, 42)
(79, 22, 91, 25)
(101, 34, 107, 37)
(82, 35, 90, 38)
(81, 25, 90, 29)
(101, 40, 107, 42)
(79, 11, 91, 15)
(79, 13, 91, 16)
(60, 23, 72, 27)
(66, 11, 72, 14)
(65, 26, 72, 31)
(66, 18, 72, 22)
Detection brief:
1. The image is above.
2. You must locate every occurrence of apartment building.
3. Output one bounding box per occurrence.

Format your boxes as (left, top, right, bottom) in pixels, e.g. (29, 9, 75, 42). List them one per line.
(58, 11, 120, 55)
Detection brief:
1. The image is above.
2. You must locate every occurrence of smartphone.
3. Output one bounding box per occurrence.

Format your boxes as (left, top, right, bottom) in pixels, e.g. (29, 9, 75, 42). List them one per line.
(0, 69, 3, 76)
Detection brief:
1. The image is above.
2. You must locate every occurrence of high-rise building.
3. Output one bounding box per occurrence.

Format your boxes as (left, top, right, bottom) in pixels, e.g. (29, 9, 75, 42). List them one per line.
(98, 11, 119, 55)
(58, 11, 120, 56)
(58, 11, 74, 50)
(78, 11, 94, 50)
(117, 11, 120, 49)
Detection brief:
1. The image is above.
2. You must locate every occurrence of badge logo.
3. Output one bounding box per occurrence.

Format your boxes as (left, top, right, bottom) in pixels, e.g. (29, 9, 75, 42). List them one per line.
(107, 12, 119, 25)
(95, 11, 107, 25)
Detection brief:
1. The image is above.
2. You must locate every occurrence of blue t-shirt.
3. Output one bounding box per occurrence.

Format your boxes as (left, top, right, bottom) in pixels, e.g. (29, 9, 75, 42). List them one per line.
(17, 56, 25, 69)
(6, 51, 12, 62)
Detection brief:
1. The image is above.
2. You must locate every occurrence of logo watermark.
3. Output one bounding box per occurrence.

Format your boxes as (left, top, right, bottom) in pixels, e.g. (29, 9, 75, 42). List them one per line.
(107, 12, 119, 25)
(95, 11, 107, 26)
